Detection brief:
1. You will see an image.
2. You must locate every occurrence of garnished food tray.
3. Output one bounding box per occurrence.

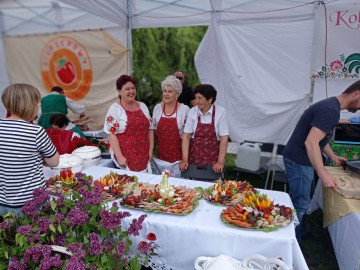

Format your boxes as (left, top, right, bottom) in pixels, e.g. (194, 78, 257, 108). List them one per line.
(220, 193, 294, 232)
(120, 184, 203, 215)
(92, 171, 138, 201)
(203, 179, 256, 206)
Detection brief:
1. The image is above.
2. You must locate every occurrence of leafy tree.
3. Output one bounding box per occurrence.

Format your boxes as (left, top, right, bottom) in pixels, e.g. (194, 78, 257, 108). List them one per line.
(132, 26, 207, 111)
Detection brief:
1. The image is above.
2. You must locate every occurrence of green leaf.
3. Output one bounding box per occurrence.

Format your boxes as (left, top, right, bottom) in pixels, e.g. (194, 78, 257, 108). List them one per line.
(50, 200, 57, 211)
(129, 257, 141, 270)
(50, 234, 55, 242)
(57, 224, 63, 234)
(49, 223, 56, 233)
(90, 205, 99, 217)
(101, 254, 109, 264)
(15, 233, 25, 248)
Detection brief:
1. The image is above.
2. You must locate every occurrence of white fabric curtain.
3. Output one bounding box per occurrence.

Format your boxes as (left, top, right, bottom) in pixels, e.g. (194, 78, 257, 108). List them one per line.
(195, 13, 314, 144)
(0, 38, 9, 117)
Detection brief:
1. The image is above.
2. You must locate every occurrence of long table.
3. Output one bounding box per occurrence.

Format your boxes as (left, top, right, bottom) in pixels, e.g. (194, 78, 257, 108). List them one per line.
(308, 180, 360, 270)
(82, 166, 308, 270)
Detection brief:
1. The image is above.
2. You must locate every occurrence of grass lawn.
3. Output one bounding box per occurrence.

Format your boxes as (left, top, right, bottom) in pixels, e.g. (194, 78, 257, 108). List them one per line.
(224, 154, 339, 270)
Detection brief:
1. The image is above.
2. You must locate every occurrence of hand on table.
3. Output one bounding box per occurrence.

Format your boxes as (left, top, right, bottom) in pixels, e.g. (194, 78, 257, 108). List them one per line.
(212, 162, 224, 174)
(179, 160, 188, 172)
(320, 173, 337, 190)
(116, 155, 127, 168)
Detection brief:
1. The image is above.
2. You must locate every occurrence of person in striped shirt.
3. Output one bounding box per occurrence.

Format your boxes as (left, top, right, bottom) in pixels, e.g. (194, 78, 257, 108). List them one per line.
(0, 84, 59, 216)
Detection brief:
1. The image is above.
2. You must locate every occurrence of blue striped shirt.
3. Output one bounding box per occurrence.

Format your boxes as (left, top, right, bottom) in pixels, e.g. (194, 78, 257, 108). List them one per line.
(0, 119, 57, 207)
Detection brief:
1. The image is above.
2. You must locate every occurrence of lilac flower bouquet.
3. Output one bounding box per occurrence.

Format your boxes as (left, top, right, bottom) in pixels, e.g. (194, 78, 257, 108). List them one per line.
(0, 172, 158, 270)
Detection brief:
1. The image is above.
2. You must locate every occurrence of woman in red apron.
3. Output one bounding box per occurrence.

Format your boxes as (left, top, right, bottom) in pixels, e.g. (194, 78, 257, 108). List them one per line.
(153, 75, 190, 164)
(104, 75, 154, 172)
(179, 84, 229, 174)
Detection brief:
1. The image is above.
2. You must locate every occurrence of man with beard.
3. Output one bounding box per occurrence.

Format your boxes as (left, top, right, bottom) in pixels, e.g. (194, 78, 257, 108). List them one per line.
(283, 80, 360, 241)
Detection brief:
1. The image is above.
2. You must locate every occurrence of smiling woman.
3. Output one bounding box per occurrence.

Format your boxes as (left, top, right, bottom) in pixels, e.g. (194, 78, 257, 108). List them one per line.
(152, 75, 190, 175)
(104, 75, 154, 172)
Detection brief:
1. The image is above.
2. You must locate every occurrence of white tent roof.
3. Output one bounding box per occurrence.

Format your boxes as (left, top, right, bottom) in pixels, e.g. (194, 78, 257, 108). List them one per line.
(1, 0, 357, 143)
(1, 0, 341, 35)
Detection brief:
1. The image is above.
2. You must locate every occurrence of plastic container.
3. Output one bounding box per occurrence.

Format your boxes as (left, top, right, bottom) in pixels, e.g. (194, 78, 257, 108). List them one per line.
(50, 154, 83, 177)
(236, 142, 261, 171)
(72, 146, 101, 168)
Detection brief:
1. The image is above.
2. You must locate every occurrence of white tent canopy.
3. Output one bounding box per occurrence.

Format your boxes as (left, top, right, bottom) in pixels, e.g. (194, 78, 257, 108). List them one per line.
(1, 0, 357, 143)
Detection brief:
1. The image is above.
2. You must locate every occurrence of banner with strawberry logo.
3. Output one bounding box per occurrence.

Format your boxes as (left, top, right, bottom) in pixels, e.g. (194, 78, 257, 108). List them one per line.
(4, 30, 129, 125)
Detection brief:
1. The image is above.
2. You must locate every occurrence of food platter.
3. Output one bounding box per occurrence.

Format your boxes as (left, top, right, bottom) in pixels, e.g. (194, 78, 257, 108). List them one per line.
(220, 193, 294, 232)
(92, 171, 138, 201)
(203, 179, 256, 206)
(121, 184, 203, 215)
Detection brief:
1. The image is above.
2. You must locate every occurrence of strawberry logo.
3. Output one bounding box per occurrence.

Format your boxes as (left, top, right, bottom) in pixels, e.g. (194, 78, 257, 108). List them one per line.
(56, 58, 76, 85)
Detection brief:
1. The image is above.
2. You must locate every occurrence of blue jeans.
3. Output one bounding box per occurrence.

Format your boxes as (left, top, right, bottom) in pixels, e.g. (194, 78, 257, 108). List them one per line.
(0, 205, 23, 217)
(284, 157, 314, 242)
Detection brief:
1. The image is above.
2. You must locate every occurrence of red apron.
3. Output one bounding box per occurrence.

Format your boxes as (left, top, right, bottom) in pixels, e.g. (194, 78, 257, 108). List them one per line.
(156, 104, 182, 163)
(116, 106, 150, 171)
(189, 106, 219, 165)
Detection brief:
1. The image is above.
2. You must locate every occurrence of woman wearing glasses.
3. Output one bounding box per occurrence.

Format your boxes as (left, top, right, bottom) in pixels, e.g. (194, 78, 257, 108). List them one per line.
(179, 84, 229, 174)
(152, 75, 190, 176)
(104, 75, 154, 172)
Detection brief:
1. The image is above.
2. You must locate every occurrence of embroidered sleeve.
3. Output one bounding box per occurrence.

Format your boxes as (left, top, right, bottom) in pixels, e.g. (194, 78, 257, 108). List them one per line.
(105, 115, 120, 134)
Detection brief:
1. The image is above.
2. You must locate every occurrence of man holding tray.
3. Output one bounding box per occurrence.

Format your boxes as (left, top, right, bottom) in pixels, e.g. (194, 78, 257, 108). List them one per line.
(283, 80, 360, 241)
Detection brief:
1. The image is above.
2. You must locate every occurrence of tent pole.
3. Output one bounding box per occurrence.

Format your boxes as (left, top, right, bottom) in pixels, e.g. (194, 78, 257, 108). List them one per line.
(127, 0, 133, 76)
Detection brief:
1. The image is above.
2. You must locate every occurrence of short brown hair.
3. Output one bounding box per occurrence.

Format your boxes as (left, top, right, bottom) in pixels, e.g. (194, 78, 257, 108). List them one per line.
(1, 84, 41, 121)
(343, 80, 360, 94)
(116, 75, 136, 91)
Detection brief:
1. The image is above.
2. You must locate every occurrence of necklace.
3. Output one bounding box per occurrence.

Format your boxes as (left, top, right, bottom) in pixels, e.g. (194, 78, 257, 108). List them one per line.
(163, 102, 178, 116)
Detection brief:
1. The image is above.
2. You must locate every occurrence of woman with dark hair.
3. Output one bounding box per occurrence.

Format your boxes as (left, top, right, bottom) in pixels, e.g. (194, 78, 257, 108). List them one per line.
(104, 75, 154, 172)
(49, 114, 85, 138)
(179, 84, 229, 174)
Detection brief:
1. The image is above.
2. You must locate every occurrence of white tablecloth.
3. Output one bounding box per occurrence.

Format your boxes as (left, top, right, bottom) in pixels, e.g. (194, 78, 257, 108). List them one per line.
(308, 182, 360, 270)
(82, 166, 308, 270)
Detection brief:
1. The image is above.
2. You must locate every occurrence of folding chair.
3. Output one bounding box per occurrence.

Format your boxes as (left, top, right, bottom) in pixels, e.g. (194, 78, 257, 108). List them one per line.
(269, 144, 288, 192)
(232, 141, 275, 188)
(180, 165, 222, 182)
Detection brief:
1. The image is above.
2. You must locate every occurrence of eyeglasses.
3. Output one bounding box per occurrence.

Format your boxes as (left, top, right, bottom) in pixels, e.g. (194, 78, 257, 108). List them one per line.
(176, 76, 184, 80)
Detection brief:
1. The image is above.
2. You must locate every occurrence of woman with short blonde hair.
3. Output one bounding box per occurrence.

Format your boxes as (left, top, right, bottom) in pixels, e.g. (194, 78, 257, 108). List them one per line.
(0, 84, 59, 216)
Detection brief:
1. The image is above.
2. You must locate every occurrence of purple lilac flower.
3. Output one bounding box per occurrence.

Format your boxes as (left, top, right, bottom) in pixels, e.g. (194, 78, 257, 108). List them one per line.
(88, 233, 102, 256)
(75, 201, 85, 210)
(54, 235, 66, 246)
(112, 201, 118, 208)
(8, 257, 26, 270)
(55, 213, 65, 223)
(17, 225, 32, 236)
(67, 208, 89, 227)
(78, 187, 102, 205)
(21, 188, 50, 219)
(27, 231, 40, 244)
(66, 257, 87, 270)
(0, 220, 13, 229)
(128, 214, 147, 236)
(117, 241, 126, 255)
(23, 245, 52, 264)
(38, 217, 51, 234)
(101, 241, 114, 254)
(67, 243, 86, 259)
(56, 194, 65, 207)
(138, 241, 152, 254)
(100, 210, 128, 230)
(39, 254, 63, 270)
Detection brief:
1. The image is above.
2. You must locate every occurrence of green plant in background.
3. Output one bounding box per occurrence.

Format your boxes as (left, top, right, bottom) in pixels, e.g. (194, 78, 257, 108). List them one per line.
(0, 173, 158, 270)
(132, 26, 208, 111)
